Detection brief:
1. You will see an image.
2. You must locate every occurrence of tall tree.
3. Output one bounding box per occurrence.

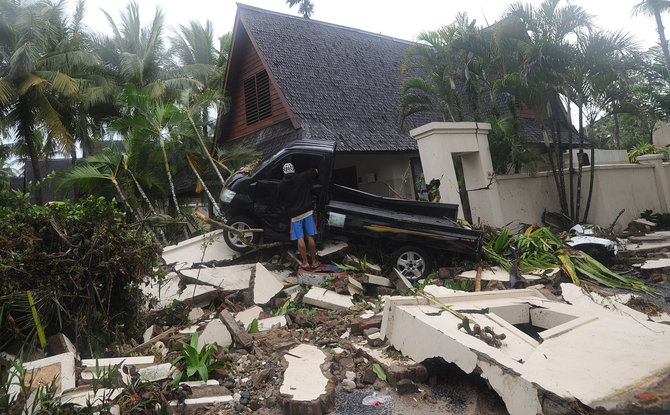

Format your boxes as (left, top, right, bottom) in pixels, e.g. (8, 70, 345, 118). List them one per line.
(0, 0, 100, 204)
(633, 0, 670, 76)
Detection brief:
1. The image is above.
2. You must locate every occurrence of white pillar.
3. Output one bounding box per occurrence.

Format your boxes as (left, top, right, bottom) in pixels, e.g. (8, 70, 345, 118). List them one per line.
(637, 154, 670, 212)
(410, 122, 504, 226)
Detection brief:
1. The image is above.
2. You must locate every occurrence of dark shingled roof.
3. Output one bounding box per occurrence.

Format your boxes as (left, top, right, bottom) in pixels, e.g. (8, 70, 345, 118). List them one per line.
(231, 4, 575, 157)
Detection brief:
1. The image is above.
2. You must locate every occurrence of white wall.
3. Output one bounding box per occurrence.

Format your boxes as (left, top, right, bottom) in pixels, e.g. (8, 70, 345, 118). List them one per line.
(334, 153, 417, 199)
(497, 164, 662, 231)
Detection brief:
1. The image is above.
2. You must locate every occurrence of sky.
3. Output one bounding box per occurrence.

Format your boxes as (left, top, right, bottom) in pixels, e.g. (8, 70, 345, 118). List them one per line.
(70, 0, 660, 50)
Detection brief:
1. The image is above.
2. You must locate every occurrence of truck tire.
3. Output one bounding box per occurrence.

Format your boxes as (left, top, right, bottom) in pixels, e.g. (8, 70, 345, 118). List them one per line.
(223, 216, 260, 252)
(392, 246, 431, 281)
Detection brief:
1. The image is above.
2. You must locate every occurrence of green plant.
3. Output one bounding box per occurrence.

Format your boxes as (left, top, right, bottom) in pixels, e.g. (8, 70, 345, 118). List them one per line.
(628, 143, 670, 162)
(171, 332, 226, 385)
(641, 209, 670, 230)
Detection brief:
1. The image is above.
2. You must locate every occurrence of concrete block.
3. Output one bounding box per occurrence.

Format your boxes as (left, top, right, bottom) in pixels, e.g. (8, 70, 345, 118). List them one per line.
(197, 319, 232, 351)
(361, 273, 393, 287)
(280, 344, 334, 414)
(253, 263, 284, 305)
(180, 264, 253, 290)
(235, 306, 263, 330)
(219, 309, 253, 348)
(303, 287, 353, 311)
(161, 230, 237, 267)
(7, 352, 76, 400)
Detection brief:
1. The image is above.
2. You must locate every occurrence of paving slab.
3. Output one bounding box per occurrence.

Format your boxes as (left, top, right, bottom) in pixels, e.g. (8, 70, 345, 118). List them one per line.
(303, 287, 353, 311)
(161, 230, 237, 267)
(640, 258, 670, 270)
(253, 263, 284, 304)
(180, 264, 253, 290)
(381, 285, 670, 414)
(257, 316, 288, 332)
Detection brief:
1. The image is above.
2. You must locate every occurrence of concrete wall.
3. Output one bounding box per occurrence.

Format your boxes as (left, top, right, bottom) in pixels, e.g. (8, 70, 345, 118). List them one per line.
(497, 164, 661, 230)
(334, 153, 416, 199)
(411, 122, 670, 232)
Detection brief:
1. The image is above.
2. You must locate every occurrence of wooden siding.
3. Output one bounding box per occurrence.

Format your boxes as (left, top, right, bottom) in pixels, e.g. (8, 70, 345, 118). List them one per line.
(226, 28, 291, 141)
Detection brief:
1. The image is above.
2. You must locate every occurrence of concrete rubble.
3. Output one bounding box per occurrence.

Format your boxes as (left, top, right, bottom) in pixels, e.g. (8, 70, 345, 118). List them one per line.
(9, 224, 670, 415)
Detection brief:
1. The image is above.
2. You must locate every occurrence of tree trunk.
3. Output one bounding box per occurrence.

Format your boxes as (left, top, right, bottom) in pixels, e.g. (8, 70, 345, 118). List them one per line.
(583, 126, 596, 222)
(18, 97, 43, 205)
(654, 8, 670, 76)
(159, 135, 189, 240)
(566, 94, 575, 219)
(575, 95, 585, 222)
(613, 112, 621, 149)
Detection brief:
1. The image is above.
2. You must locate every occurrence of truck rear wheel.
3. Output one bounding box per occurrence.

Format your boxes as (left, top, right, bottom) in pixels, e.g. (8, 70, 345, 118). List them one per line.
(223, 216, 260, 252)
(392, 246, 431, 282)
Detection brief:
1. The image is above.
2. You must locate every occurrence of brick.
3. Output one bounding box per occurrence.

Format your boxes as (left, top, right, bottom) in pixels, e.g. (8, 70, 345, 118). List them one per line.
(635, 392, 659, 405)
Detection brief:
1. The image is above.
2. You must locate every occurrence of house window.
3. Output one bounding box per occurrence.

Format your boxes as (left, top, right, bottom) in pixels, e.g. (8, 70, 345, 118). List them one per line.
(244, 70, 272, 125)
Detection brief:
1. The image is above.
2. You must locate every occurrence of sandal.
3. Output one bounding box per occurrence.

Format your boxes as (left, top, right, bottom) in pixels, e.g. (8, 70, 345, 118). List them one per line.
(310, 261, 322, 269)
(299, 264, 311, 271)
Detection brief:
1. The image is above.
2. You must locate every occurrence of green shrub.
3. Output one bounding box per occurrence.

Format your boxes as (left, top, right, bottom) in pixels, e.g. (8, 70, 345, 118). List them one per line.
(0, 196, 162, 355)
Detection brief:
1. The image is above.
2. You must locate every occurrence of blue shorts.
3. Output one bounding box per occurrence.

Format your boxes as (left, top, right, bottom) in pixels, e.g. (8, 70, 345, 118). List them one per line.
(290, 214, 318, 240)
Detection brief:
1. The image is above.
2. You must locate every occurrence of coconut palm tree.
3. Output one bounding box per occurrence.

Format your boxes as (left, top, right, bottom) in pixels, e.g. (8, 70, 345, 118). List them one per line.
(633, 0, 670, 76)
(0, 0, 100, 204)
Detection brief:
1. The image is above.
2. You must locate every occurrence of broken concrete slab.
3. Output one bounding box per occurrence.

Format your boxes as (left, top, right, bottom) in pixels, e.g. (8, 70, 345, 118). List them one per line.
(81, 356, 154, 384)
(297, 268, 328, 286)
(188, 307, 204, 322)
(389, 268, 413, 293)
(142, 272, 219, 309)
(142, 324, 162, 344)
(179, 264, 253, 290)
(7, 352, 77, 400)
(280, 344, 334, 415)
(197, 319, 232, 351)
(138, 363, 173, 382)
(360, 273, 393, 287)
(283, 285, 302, 302)
(253, 263, 284, 305)
(303, 287, 353, 311)
(348, 277, 364, 296)
(457, 266, 541, 282)
(235, 306, 263, 330)
(60, 388, 122, 407)
(257, 316, 288, 332)
(317, 240, 348, 258)
(161, 230, 237, 267)
(640, 258, 670, 270)
(381, 286, 670, 414)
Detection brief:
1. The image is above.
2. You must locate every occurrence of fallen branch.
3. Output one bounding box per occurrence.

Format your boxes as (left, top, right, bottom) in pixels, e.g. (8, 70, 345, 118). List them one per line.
(192, 210, 288, 250)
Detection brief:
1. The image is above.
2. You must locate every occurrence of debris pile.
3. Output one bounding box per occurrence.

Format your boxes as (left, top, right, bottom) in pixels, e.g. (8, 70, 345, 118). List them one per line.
(4, 222, 670, 415)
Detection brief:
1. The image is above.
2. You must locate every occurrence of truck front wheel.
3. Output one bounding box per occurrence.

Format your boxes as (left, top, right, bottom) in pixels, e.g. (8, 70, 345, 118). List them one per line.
(392, 246, 431, 282)
(223, 216, 260, 252)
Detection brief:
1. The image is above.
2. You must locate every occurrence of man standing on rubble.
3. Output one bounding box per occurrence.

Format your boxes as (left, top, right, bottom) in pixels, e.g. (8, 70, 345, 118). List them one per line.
(278, 162, 320, 270)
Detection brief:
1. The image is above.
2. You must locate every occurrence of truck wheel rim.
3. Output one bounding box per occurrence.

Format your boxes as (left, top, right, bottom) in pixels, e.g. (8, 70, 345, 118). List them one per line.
(229, 222, 252, 248)
(397, 251, 425, 280)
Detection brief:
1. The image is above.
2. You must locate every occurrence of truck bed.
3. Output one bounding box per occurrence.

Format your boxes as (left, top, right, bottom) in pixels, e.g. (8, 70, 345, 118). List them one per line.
(325, 199, 481, 256)
(330, 184, 459, 220)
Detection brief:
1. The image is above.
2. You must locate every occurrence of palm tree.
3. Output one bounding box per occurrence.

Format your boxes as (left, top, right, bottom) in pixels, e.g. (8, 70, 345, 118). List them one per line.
(633, 0, 670, 76)
(0, 0, 100, 204)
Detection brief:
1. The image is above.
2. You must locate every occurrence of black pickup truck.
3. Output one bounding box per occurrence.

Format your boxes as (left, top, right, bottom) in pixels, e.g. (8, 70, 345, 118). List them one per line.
(219, 140, 481, 280)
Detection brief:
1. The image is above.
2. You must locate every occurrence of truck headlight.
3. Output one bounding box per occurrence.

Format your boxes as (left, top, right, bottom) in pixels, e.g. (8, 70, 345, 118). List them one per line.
(220, 188, 236, 203)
